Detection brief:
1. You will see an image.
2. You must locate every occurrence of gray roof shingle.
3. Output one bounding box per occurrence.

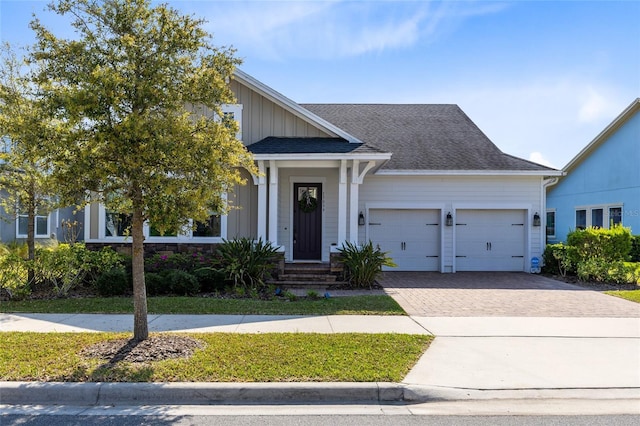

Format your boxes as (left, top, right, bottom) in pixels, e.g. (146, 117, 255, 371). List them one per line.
(301, 104, 555, 172)
(247, 137, 387, 155)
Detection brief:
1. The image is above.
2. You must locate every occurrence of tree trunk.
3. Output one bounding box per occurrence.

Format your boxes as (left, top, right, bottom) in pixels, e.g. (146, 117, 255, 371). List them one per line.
(131, 204, 148, 341)
(27, 205, 35, 286)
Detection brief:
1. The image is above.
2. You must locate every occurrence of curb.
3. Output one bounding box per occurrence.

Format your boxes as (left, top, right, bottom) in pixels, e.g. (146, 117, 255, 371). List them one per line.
(0, 382, 404, 405)
(3, 381, 640, 406)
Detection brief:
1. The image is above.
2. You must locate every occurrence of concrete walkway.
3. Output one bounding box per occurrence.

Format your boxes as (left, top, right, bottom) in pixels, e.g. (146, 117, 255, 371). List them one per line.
(1, 272, 640, 409)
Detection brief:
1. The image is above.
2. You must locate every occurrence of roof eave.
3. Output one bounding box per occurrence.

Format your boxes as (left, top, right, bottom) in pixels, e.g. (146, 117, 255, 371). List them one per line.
(375, 169, 565, 177)
(233, 70, 363, 144)
(251, 153, 392, 161)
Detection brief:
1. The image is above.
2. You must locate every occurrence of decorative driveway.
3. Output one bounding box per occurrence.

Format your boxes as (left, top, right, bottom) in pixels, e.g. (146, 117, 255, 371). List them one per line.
(379, 272, 640, 317)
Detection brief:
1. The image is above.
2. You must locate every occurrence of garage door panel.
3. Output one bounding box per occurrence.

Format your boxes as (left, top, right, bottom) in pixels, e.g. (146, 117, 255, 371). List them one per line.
(369, 209, 440, 271)
(456, 209, 525, 272)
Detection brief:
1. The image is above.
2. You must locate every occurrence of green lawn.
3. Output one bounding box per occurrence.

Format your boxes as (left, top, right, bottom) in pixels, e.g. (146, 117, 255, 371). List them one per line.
(0, 332, 431, 382)
(0, 295, 405, 315)
(605, 289, 640, 303)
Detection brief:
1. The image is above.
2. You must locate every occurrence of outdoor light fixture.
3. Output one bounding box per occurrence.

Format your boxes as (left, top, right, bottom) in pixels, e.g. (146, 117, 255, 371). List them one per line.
(533, 212, 541, 227)
(358, 211, 365, 226)
(445, 212, 453, 227)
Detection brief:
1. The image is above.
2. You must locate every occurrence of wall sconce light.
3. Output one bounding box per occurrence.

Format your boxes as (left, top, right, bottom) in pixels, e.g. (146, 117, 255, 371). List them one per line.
(358, 211, 365, 226)
(533, 212, 541, 227)
(445, 212, 453, 227)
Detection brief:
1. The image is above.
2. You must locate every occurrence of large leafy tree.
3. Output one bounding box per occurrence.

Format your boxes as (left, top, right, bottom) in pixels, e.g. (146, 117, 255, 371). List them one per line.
(31, 0, 256, 340)
(0, 44, 58, 276)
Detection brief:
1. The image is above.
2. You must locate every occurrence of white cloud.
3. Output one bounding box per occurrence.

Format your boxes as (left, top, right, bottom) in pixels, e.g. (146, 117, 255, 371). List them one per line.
(528, 152, 556, 169)
(199, 0, 508, 60)
(578, 87, 619, 123)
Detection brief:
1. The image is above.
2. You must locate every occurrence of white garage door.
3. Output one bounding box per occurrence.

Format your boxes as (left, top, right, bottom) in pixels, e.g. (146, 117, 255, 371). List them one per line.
(369, 209, 440, 271)
(455, 209, 526, 271)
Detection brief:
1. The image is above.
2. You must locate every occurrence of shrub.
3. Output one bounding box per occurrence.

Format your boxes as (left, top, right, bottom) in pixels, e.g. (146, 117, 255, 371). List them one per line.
(630, 235, 640, 262)
(542, 243, 575, 276)
(567, 226, 632, 264)
(145, 251, 218, 274)
(217, 237, 279, 289)
(145, 272, 169, 296)
(167, 270, 200, 296)
(83, 247, 125, 286)
(337, 241, 396, 288)
(192, 267, 226, 292)
(0, 250, 30, 300)
(32, 244, 87, 297)
(95, 267, 130, 296)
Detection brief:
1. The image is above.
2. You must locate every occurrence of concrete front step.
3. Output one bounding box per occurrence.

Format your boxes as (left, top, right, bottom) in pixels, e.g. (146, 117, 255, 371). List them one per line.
(279, 274, 337, 282)
(268, 280, 348, 289)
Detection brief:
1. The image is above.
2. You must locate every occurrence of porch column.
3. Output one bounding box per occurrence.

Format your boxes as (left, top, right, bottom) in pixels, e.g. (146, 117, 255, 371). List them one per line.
(268, 160, 279, 245)
(337, 159, 347, 244)
(256, 161, 267, 241)
(349, 160, 360, 244)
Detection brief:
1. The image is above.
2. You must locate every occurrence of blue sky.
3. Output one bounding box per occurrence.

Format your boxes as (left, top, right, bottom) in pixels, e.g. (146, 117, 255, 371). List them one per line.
(1, 0, 638, 169)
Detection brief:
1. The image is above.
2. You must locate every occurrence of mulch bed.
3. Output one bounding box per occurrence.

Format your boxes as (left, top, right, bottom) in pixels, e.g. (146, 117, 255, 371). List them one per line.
(544, 273, 639, 291)
(81, 335, 205, 363)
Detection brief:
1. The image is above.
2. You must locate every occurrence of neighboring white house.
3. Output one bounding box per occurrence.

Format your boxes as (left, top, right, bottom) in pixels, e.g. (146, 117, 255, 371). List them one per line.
(79, 70, 561, 272)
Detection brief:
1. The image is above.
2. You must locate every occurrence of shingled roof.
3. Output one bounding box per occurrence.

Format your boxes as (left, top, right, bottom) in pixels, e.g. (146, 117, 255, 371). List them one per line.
(247, 137, 387, 155)
(301, 104, 555, 172)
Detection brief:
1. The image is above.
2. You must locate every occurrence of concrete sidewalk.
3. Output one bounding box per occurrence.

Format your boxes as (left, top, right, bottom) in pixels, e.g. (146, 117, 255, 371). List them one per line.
(1, 313, 640, 409)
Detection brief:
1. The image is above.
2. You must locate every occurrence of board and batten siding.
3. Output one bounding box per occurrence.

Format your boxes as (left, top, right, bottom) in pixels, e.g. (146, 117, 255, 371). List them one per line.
(359, 175, 545, 272)
(230, 80, 332, 145)
(226, 168, 258, 239)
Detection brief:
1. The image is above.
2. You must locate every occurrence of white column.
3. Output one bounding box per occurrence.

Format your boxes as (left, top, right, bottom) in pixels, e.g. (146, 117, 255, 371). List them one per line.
(268, 160, 279, 245)
(349, 160, 360, 244)
(338, 159, 347, 244)
(256, 161, 267, 241)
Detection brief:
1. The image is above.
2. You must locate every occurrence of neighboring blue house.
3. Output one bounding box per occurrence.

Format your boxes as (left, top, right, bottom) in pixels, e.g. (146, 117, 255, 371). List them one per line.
(546, 98, 640, 243)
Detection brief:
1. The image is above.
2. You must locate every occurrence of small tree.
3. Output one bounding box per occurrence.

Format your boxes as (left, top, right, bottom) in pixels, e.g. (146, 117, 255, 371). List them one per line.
(0, 44, 58, 281)
(31, 0, 256, 340)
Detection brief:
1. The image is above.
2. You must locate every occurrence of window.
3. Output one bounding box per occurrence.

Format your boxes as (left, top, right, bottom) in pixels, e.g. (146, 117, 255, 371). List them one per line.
(193, 215, 221, 238)
(574, 204, 624, 230)
(546, 210, 556, 238)
(591, 208, 603, 228)
(576, 209, 586, 230)
(149, 225, 178, 237)
(221, 104, 243, 141)
(609, 207, 622, 226)
(105, 211, 132, 237)
(17, 214, 49, 238)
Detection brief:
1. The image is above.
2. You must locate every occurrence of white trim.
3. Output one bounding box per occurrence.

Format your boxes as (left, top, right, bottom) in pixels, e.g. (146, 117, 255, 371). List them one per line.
(94, 203, 227, 244)
(16, 213, 51, 239)
(288, 176, 327, 262)
(574, 203, 624, 229)
(375, 169, 564, 177)
(221, 103, 243, 141)
(268, 160, 279, 245)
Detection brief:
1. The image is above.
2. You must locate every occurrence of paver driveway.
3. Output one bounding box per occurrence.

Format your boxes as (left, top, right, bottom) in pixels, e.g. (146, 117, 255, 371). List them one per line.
(379, 272, 640, 317)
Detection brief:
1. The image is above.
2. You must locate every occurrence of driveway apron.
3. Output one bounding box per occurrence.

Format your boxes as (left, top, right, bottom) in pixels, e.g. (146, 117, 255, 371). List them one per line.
(380, 272, 640, 395)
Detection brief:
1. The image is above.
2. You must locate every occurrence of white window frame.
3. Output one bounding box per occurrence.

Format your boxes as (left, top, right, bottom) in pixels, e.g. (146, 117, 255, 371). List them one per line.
(221, 104, 243, 141)
(97, 204, 226, 243)
(575, 203, 624, 229)
(16, 213, 50, 239)
(545, 209, 556, 240)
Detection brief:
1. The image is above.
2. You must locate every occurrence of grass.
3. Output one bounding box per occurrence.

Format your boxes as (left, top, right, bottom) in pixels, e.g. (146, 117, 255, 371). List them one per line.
(0, 295, 405, 315)
(605, 289, 640, 303)
(0, 332, 432, 382)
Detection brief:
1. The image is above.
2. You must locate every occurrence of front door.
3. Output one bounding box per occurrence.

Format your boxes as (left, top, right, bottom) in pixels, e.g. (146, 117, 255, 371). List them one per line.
(293, 183, 322, 260)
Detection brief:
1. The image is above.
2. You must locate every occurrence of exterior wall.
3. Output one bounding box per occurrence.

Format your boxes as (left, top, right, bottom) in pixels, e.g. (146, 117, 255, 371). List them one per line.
(359, 175, 545, 272)
(227, 168, 258, 239)
(0, 191, 82, 244)
(230, 80, 331, 144)
(547, 111, 640, 242)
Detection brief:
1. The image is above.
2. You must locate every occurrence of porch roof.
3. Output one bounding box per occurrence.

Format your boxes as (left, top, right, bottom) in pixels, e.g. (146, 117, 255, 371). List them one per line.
(247, 137, 390, 155)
